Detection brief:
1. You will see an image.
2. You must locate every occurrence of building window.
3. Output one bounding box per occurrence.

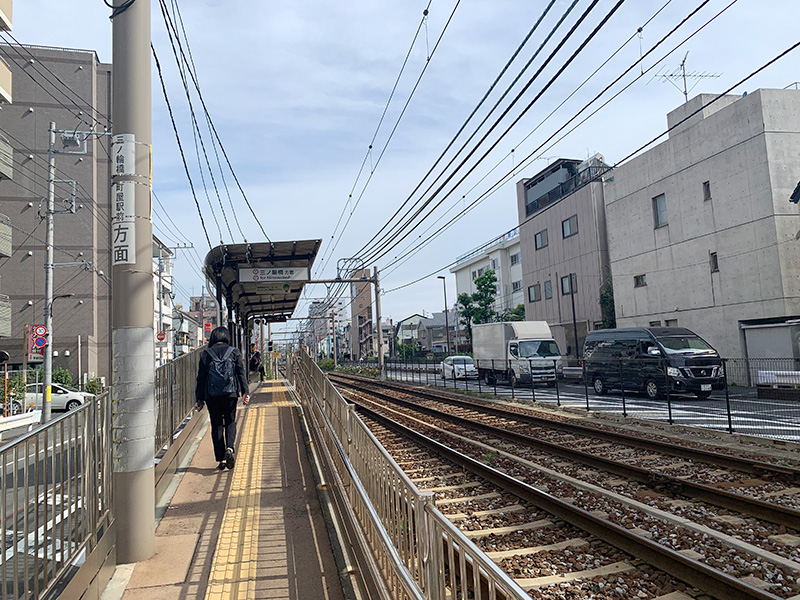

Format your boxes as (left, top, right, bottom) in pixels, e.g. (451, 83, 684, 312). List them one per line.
(477, 268, 485, 277)
(535, 229, 548, 250)
(652, 194, 668, 228)
(512, 280, 522, 293)
(510, 252, 520, 265)
(710, 252, 719, 273)
(634, 274, 647, 288)
(544, 280, 552, 299)
(471, 270, 477, 280)
(491, 259, 497, 270)
(560, 275, 576, 295)
(703, 181, 712, 201)
(528, 284, 541, 302)
(649, 320, 662, 327)
(562, 215, 578, 238)
(665, 319, 678, 326)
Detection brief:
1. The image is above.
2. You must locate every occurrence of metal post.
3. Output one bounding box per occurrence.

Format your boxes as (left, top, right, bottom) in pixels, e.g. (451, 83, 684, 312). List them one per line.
(570, 273, 579, 359)
(584, 363, 590, 411)
(530, 360, 536, 402)
(42, 123, 56, 423)
(664, 359, 673, 424)
(111, 0, 156, 562)
(77, 335, 82, 391)
(437, 276, 451, 354)
(619, 359, 627, 417)
(554, 359, 560, 406)
(492, 359, 497, 396)
(373, 267, 385, 380)
(722, 359, 733, 434)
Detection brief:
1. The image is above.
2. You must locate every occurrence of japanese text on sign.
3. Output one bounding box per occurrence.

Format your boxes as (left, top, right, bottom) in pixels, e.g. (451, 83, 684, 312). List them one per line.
(111, 181, 136, 265)
(112, 134, 136, 177)
(237, 267, 309, 282)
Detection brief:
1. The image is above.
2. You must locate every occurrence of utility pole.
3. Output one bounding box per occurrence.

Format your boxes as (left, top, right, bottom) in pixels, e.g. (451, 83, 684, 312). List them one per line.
(42, 123, 56, 423)
(112, 0, 155, 563)
(437, 275, 451, 354)
(570, 273, 579, 359)
(374, 266, 385, 380)
(77, 335, 82, 391)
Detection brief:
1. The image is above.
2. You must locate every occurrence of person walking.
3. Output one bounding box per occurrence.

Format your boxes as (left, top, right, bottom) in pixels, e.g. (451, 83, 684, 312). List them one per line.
(195, 326, 250, 470)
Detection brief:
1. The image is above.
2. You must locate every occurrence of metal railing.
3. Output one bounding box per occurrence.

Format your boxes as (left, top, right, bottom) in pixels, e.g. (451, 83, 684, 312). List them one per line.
(291, 350, 528, 600)
(335, 355, 800, 442)
(155, 347, 204, 455)
(0, 393, 112, 599)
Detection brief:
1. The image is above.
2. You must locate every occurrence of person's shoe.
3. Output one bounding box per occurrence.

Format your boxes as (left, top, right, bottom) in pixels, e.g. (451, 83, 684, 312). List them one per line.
(217, 462, 227, 471)
(225, 447, 235, 470)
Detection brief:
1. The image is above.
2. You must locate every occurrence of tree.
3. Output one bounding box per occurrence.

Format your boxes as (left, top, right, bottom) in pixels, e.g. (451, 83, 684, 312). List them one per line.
(457, 269, 499, 348)
(53, 366, 73, 387)
(499, 303, 525, 321)
(471, 269, 498, 325)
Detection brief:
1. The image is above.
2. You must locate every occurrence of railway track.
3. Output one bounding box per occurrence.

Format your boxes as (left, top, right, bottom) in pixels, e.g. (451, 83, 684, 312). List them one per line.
(331, 375, 800, 599)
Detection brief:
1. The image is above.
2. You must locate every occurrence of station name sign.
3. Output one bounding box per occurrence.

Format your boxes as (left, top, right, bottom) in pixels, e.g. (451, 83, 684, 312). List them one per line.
(238, 267, 309, 283)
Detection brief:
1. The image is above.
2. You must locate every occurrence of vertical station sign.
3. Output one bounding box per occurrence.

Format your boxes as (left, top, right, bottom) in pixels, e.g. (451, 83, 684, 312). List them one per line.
(111, 134, 136, 265)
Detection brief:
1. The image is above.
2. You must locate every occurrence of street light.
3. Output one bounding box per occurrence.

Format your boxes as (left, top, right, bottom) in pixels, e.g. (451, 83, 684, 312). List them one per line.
(437, 276, 451, 355)
(42, 292, 75, 422)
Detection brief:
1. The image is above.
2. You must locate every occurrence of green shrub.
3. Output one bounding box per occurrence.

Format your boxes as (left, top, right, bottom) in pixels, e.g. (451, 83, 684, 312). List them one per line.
(317, 358, 335, 371)
(85, 377, 104, 395)
(53, 366, 73, 387)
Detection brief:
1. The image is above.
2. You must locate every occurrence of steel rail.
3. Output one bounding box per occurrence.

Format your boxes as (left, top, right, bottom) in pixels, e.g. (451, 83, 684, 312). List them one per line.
(331, 373, 800, 482)
(335, 378, 800, 528)
(353, 397, 783, 600)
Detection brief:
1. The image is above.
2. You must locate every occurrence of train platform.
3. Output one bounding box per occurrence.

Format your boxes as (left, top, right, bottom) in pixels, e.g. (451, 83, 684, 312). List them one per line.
(102, 380, 346, 600)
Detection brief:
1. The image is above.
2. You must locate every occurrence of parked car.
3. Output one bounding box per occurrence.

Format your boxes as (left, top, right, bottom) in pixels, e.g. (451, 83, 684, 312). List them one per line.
(21, 383, 93, 411)
(440, 356, 478, 379)
(583, 327, 725, 400)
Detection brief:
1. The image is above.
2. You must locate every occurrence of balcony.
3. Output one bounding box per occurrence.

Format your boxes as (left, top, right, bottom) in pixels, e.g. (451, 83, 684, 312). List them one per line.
(0, 214, 10, 259)
(0, 0, 11, 31)
(525, 165, 610, 217)
(0, 294, 10, 337)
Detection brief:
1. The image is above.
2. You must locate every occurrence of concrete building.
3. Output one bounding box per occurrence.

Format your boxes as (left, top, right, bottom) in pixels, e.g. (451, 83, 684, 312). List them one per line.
(451, 229, 523, 315)
(188, 291, 220, 343)
(0, 6, 13, 340)
(350, 269, 373, 359)
(0, 44, 112, 382)
(515, 156, 611, 356)
(153, 238, 173, 366)
(604, 89, 800, 358)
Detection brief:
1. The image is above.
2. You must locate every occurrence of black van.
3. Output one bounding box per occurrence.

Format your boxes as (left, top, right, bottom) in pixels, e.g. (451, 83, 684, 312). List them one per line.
(582, 327, 725, 400)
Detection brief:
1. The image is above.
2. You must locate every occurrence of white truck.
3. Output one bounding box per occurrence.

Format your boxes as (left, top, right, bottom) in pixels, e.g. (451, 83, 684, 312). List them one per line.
(472, 321, 562, 387)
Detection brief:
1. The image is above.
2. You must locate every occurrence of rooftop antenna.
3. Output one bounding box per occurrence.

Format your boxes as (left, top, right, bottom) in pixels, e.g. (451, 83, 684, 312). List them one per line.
(657, 52, 720, 102)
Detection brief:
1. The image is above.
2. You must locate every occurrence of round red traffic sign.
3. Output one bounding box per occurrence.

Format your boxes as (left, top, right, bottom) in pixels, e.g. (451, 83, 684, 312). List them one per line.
(156, 331, 166, 341)
(34, 325, 47, 337)
(34, 336, 47, 348)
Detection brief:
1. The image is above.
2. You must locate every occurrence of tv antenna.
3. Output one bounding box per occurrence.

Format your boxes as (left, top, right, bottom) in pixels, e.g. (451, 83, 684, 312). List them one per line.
(657, 52, 720, 101)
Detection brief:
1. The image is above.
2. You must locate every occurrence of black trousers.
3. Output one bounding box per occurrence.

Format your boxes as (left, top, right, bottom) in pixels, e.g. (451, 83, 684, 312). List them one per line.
(207, 395, 237, 462)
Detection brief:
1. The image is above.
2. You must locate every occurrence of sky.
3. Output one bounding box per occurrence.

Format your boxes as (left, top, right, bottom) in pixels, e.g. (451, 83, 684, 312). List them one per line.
(9, 0, 800, 336)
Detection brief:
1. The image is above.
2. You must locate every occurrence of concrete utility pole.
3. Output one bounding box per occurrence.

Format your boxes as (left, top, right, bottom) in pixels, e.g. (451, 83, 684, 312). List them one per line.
(42, 123, 56, 422)
(374, 266, 385, 380)
(111, 0, 155, 563)
(437, 275, 451, 354)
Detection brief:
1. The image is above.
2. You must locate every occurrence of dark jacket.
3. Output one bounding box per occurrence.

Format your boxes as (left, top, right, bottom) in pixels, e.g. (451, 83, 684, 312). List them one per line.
(195, 343, 248, 406)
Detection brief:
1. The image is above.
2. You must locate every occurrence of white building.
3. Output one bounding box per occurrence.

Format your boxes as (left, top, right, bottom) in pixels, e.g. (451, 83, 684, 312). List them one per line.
(450, 229, 523, 314)
(153, 238, 173, 366)
(604, 89, 800, 358)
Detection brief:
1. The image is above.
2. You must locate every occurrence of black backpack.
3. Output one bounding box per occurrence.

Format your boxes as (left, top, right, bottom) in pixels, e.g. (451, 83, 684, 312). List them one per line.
(205, 346, 237, 396)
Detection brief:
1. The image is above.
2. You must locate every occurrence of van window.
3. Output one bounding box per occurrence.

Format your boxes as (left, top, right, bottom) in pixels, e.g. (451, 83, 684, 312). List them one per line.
(656, 335, 715, 354)
(518, 340, 560, 358)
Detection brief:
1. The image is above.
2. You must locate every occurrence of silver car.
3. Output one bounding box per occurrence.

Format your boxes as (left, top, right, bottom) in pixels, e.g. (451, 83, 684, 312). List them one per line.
(23, 383, 93, 411)
(440, 356, 478, 379)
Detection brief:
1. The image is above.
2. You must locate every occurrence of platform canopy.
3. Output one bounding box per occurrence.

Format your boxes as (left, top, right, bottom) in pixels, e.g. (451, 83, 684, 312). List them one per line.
(203, 240, 322, 323)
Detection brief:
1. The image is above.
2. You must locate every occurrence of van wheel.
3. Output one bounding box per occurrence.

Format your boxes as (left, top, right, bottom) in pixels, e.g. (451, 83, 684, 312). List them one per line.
(66, 399, 82, 411)
(484, 371, 494, 386)
(592, 375, 606, 395)
(644, 379, 660, 401)
(441, 371, 446, 380)
(509, 372, 518, 388)
(7, 400, 22, 415)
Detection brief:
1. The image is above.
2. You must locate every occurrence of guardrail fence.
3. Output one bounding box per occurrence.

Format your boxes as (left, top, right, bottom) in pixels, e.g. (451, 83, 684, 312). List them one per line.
(0, 393, 111, 599)
(0, 346, 206, 599)
(290, 349, 529, 600)
(335, 355, 800, 442)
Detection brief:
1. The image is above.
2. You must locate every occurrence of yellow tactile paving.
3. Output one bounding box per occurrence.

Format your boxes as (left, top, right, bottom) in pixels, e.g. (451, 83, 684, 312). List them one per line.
(205, 406, 264, 600)
(252, 381, 294, 406)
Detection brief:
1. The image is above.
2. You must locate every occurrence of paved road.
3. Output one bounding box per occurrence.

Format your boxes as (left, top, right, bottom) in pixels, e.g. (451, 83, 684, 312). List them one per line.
(384, 367, 800, 443)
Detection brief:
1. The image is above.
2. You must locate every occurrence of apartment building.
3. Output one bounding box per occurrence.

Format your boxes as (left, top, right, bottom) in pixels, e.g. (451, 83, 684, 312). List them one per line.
(604, 89, 800, 358)
(515, 156, 611, 356)
(451, 229, 523, 314)
(350, 269, 373, 359)
(0, 44, 112, 381)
